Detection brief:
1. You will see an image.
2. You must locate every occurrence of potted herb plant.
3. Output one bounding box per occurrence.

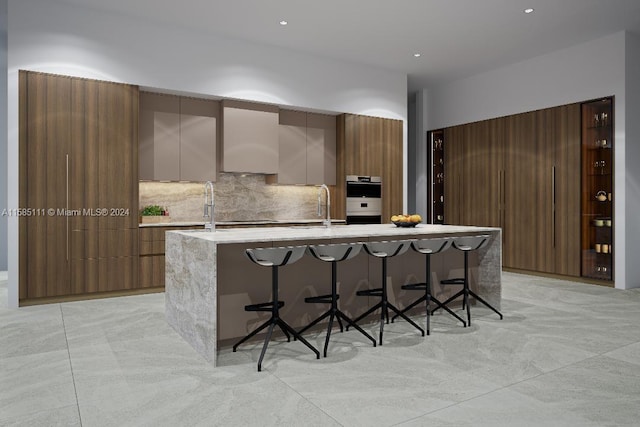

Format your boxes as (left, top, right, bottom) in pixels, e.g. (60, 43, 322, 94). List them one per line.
(140, 205, 169, 224)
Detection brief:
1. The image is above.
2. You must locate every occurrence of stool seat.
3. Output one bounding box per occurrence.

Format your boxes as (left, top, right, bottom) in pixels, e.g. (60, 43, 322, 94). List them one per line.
(412, 238, 452, 255)
(245, 245, 306, 267)
(391, 237, 467, 333)
(233, 245, 319, 371)
(362, 240, 410, 258)
(298, 243, 376, 356)
(434, 235, 503, 326)
(348, 240, 425, 345)
(307, 243, 362, 262)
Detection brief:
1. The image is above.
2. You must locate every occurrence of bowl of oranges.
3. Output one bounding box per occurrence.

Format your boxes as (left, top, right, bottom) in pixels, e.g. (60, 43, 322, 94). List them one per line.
(391, 214, 422, 227)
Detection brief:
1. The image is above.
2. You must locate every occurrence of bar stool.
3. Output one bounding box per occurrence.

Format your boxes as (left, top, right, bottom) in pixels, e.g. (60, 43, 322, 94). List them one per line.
(348, 240, 425, 345)
(232, 245, 320, 371)
(433, 235, 503, 326)
(391, 238, 467, 334)
(298, 243, 377, 356)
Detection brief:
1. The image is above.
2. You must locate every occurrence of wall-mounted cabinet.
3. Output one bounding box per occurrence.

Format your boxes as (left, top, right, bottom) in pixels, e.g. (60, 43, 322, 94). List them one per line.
(267, 110, 336, 185)
(139, 92, 218, 182)
(581, 97, 614, 282)
(221, 101, 279, 174)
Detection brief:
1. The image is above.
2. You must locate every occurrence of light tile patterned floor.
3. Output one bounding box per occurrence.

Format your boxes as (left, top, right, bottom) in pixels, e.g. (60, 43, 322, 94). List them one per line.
(1, 272, 640, 426)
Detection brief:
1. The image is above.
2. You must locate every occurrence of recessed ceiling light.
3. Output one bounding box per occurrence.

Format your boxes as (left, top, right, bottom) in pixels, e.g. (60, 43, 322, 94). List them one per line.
(279, 20, 288, 26)
(413, 53, 421, 58)
(524, 8, 534, 14)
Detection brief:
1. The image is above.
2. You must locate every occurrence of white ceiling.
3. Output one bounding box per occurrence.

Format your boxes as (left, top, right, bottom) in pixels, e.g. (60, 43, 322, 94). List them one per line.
(58, 0, 640, 92)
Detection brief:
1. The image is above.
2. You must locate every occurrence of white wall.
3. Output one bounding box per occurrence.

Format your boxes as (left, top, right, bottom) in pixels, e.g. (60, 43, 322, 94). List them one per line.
(625, 32, 640, 291)
(420, 31, 639, 289)
(412, 90, 428, 221)
(426, 32, 626, 129)
(0, 0, 7, 271)
(5, 0, 408, 307)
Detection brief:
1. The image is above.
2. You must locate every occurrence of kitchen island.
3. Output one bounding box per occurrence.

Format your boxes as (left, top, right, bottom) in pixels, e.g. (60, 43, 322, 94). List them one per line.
(165, 224, 501, 365)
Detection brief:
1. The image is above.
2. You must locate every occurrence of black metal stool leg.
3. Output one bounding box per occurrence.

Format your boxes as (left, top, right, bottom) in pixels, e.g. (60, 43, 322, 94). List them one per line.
(323, 313, 335, 357)
(278, 319, 320, 359)
(233, 318, 272, 352)
(336, 310, 377, 346)
(468, 290, 504, 319)
(432, 289, 464, 312)
(391, 294, 426, 322)
(347, 302, 383, 329)
(257, 322, 276, 372)
(429, 296, 467, 327)
(276, 321, 292, 342)
(425, 292, 431, 335)
(379, 299, 385, 345)
(387, 303, 425, 336)
(464, 286, 471, 326)
(335, 314, 344, 333)
(297, 310, 332, 337)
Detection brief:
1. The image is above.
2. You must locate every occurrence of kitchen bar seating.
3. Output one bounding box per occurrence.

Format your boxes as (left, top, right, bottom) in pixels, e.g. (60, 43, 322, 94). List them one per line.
(391, 238, 467, 334)
(434, 235, 503, 326)
(298, 243, 377, 356)
(232, 246, 320, 371)
(348, 240, 425, 345)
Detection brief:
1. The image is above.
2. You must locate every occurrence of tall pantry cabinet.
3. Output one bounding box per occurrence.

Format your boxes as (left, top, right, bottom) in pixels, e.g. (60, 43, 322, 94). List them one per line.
(441, 103, 581, 277)
(19, 71, 139, 301)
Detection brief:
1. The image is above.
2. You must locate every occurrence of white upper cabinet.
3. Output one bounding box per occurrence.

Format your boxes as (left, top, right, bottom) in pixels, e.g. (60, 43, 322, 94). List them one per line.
(179, 98, 217, 182)
(269, 109, 336, 185)
(139, 92, 217, 181)
(307, 113, 336, 186)
(221, 101, 279, 174)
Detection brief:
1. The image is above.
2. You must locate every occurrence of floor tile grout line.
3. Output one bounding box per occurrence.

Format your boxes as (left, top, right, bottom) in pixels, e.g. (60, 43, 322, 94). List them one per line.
(60, 303, 83, 427)
(272, 369, 346, 427)
(390, 334, 627, 426)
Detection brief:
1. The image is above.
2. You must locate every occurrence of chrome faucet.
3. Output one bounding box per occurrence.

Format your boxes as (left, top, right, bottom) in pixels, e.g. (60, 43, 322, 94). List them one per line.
(203, 181, 215, 231)
(317, 184, 331, 228)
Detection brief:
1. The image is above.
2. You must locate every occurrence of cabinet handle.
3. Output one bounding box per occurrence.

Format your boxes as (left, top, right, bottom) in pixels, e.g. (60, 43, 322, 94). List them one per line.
(500, 170, 505, 228)
(551, 166, 556, 248)
(498, 170, 502, 213)
(66, 154, 69, 262)
(458, 173, 461, 224)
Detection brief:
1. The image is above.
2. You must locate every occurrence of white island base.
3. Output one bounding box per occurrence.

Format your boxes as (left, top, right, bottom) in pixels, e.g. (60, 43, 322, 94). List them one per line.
(165, 224, 502, 366)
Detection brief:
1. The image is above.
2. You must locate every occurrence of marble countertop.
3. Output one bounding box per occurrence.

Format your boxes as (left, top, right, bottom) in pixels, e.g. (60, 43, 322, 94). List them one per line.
(168, 223, 500, 244)
(140, 219, 347, 228)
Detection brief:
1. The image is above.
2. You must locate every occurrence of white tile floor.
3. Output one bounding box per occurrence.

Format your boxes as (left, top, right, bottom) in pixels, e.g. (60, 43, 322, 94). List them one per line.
(1, 271, 640, 426)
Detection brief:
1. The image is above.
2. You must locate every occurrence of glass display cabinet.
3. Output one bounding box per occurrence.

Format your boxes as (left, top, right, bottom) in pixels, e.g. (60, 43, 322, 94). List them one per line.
(428, 129, 445, 224)
(581, 97, 614, 282)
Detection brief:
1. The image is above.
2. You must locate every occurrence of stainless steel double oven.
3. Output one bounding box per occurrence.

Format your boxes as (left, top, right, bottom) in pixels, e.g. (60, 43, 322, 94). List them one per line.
(346, 175, 382, 224)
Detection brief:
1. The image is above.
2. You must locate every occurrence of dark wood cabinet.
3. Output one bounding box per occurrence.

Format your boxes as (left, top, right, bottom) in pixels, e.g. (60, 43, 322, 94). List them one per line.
(504, 111, 551, 272)
(334, 114, 403, 222)
(19, 71, 139, 302)
(440, 102, 581, 278)
(444, 119, 505, 229)
(19, 72, 71, 298)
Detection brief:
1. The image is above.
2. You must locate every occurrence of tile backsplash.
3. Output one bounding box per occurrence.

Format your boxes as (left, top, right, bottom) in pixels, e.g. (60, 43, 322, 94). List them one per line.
(139, 173, 321, 222)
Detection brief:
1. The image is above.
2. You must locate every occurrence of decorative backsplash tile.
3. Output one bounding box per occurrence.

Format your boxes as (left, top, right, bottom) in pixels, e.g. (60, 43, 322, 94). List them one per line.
(139, 173, 321, 222)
